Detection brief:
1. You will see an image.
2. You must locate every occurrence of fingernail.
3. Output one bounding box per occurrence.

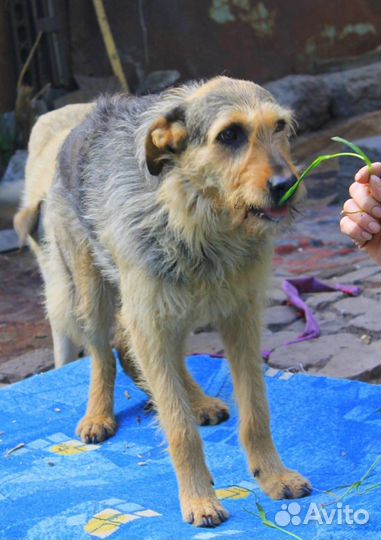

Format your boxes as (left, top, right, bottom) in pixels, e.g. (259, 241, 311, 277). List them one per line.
(371, 176, 381, 197)
(362, 231, 372, 240)
(371, 206, 381, 218)
(368, 221, 380, 233)
(355, 171, 362, 181)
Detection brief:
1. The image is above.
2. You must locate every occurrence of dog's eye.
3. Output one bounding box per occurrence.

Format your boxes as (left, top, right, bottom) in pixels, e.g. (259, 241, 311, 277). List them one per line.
(274, 119, 286, 133)
(217, 124, 246, 148)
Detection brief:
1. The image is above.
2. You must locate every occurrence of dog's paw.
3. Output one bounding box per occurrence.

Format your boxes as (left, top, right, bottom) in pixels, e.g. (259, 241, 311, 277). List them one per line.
(192, 397, 230, 426)
(258, 468, 312, 500)
(182, 495, 229, 527)
(76, 414, 116, 444)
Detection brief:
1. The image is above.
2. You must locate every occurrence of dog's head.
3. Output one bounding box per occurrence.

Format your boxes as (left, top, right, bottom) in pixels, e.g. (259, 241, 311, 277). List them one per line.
(144, 76, 305, 231)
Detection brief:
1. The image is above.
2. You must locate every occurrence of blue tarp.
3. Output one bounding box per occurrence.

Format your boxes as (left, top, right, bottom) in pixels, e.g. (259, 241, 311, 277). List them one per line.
(0, 355, 380, 540)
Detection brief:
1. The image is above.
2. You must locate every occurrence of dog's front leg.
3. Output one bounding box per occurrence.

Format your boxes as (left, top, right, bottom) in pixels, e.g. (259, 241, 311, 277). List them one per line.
(121, 296, 228, 526)
(219, 304, 312, 500)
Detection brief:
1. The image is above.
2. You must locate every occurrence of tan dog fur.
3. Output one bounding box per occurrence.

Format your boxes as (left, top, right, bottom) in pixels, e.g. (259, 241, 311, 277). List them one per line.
(15, 78, 310, 528)
(14, 103, 94, 248)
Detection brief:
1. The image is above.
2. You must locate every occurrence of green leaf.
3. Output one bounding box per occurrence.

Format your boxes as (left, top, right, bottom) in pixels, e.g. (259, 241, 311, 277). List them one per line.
(278, 136, 372, 206)
(244, 502, 305, 540)
(279, 152, 368, 206)
(321, 455, 381, 507)
(331, 136, 373, 169)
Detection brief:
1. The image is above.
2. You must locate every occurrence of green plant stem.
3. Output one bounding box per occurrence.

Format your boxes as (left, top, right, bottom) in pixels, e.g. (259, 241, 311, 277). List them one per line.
(322, 455, 381, 507)
(279, 153, 368, 206)
(244, 503, 305, 540)
(279, 136, 373, 206)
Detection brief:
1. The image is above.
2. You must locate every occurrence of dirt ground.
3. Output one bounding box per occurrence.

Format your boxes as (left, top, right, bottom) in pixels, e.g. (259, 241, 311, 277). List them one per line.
(0, 249, 53, 381)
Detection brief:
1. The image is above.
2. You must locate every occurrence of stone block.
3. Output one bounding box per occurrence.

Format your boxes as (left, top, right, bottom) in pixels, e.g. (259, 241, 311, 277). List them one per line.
(185, 331, 224, 357)
(265, 305, 299, 331)
(0, 348, 53, 384)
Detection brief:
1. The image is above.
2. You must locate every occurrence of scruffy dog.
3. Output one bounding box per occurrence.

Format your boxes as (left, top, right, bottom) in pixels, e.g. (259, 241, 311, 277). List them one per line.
(15, 77, 311, 527)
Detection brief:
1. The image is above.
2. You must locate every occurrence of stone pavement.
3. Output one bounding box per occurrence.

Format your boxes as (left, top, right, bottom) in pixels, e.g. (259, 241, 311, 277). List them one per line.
(186, 203, 380, 382)
(0, 121, 380, 385)
(0, 249, 53, 384)
(2, 200, 378, 386)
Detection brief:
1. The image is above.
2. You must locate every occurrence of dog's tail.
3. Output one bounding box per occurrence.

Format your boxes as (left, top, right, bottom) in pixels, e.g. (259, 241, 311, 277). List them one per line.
(14, 103, 96, 248)
(13, 203, 42, 247)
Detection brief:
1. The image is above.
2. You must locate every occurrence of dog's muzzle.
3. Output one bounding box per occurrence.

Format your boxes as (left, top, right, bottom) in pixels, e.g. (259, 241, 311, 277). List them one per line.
(268, 175, 298, 206)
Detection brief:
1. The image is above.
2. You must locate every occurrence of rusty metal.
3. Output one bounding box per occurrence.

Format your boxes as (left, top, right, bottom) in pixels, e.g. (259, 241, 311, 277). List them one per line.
(31, 0, 71, 88)
(8, 0, 71, 92)
(8, 0, 39, 88)
(69, 0, 380, 89)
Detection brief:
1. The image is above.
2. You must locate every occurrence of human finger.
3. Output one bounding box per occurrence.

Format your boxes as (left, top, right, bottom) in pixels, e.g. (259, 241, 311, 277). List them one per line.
(349, 182, 381, 219)
(355, 162, 381, 183)
(369, 175, 381, 203)
(341, 199, 381, 235)
(340, 215, 373, 243)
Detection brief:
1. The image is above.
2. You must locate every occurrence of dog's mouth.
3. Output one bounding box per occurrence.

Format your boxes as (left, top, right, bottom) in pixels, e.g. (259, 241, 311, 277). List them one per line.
(246, 205, 289, 223)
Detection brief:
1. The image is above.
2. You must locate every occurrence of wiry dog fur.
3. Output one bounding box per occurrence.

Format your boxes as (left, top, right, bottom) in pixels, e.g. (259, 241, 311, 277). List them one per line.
(15, 77, 310, 527)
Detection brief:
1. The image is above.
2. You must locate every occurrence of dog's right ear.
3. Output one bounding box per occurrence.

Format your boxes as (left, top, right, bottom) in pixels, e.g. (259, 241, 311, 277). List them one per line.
(145, 106, 187, 175)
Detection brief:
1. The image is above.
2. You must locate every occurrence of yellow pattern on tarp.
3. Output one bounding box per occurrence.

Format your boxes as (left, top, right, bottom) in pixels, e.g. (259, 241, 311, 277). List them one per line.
(84, 509, 138, 539)
(216, 486, 251, 500)
(49, 440, 99, 456)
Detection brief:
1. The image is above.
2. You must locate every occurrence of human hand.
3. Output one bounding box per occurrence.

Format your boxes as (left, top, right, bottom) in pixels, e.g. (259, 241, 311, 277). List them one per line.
(340, 162, 381, 265)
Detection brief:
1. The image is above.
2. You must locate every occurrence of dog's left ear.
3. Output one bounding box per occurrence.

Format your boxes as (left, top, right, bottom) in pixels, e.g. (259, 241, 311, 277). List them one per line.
(145, 106, 187, 175)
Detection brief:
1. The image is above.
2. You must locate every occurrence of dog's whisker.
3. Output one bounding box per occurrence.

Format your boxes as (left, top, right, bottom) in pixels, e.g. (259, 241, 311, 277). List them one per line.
(290, 205, 305, 217)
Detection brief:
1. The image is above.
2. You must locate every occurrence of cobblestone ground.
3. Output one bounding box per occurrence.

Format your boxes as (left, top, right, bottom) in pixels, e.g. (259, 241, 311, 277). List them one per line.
(0, 249, 53, 385)
(187, 203, 381, 382)
(0, 123, 380, 386)
(1, 201, 379, 386)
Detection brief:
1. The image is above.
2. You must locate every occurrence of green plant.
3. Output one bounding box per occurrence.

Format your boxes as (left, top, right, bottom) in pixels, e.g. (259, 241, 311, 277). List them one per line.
(279, 136, 373, 206)
(244, 500, 305, 540)
(321, 454, 381, 507)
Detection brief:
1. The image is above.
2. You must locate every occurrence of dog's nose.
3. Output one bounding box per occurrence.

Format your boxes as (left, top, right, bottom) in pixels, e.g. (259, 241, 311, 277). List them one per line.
(268, 175, 297, 204)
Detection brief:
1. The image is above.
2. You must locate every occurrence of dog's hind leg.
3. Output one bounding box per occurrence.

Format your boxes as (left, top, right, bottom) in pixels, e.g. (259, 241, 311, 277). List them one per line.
(76, 339, 116, 444)
(116, 320, 230, 425)
(71, 251, 117, 444)
(114, 314, 147, 390)
(43, 233, 116, 443)
(52, 329, 81, 368)
(177, 361, 230, 426)
(219, 302, 312, 500)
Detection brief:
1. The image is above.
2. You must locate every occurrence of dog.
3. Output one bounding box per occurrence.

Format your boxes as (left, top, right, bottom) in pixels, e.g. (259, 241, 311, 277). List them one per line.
(15, 76, 310, 527)
(14, 103, 95, 365)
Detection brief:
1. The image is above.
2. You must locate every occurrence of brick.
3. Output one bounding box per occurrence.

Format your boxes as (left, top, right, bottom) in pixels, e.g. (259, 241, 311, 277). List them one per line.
(261, 331, 299, 354)
(318, 312, 349, 335)
(350, 311, 381, 334)
(304, 291, 343, 310)
(185, 331, 224, 357)
(265, 305, 299, 331)
(308, 341, 381, 381)
(336, 266, 380, 284)
(333, 297, 380, 318)
(267, 333, 380, 381)
(0, 348, 53, 383)
(268, 335, 335, 371)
